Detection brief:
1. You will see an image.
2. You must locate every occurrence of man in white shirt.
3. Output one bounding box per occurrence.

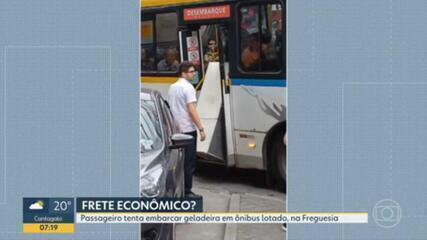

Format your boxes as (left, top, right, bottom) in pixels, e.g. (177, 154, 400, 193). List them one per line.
(168, 61, 206, 198)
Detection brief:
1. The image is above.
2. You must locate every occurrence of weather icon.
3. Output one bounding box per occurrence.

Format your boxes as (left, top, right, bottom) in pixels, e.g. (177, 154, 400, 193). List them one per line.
(29, 200, 44, 210)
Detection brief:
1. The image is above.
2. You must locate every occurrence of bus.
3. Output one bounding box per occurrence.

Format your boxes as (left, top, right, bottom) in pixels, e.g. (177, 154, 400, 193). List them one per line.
(141, 0, 287, 188)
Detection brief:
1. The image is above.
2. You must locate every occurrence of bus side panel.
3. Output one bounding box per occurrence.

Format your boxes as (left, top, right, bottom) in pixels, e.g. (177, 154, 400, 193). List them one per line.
(234, 130, 267, 170)
(230, 84, 286, 169)
(231, 84, 286, 131)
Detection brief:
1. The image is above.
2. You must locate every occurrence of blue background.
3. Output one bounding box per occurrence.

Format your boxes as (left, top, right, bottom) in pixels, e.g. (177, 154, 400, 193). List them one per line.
(0, 0, 139, 239)
(289, 0, 427, 239)
(1, 0, 427, 239)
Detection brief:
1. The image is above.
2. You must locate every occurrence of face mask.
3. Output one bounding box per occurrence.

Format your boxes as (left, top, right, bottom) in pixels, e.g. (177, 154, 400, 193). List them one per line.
(191, 71, 200, 85)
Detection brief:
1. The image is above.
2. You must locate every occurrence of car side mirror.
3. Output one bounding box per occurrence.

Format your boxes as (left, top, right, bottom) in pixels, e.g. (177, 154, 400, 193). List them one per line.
(170, 134, 193, 149)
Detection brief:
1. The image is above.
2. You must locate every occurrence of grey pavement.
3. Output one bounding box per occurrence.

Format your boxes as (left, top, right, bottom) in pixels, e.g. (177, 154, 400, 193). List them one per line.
(176, 188, 229, 240)
(237, 193, 286, 240)
(176, 163, 286, 240)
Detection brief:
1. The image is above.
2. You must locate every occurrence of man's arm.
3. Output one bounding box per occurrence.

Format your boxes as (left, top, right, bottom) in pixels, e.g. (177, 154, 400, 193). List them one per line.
(187, 102, 206, 141)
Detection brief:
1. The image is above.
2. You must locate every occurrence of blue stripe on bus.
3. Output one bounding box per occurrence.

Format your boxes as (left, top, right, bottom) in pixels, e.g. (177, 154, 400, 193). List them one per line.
(231, 79, 287, 87)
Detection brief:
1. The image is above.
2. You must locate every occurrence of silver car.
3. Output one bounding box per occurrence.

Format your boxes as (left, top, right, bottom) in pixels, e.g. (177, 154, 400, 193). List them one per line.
(140, 88, 192, 240)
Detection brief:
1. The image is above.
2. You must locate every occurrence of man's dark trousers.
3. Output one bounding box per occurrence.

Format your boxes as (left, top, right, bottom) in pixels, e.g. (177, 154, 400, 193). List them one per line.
(183, 130, 197, 193)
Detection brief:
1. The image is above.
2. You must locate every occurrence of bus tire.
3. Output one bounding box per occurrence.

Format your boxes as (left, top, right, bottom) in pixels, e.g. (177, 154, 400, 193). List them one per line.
(272, 134, 286, 192)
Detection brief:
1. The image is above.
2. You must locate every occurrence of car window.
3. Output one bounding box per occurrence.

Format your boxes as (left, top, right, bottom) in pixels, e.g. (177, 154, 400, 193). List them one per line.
(160, 99, 177, 137)
(140, 99, 163, 154)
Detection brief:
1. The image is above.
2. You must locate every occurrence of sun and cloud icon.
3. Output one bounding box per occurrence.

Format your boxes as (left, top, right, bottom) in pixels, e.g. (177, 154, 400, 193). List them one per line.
(29, 200, 44, 210)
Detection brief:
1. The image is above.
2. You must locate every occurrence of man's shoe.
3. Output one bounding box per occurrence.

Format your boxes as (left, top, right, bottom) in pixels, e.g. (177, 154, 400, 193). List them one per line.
(185, 191, 202, 198)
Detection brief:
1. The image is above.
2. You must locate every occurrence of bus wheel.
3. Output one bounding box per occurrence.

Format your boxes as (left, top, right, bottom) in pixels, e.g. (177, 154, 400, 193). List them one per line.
(272, 134, 286, 192)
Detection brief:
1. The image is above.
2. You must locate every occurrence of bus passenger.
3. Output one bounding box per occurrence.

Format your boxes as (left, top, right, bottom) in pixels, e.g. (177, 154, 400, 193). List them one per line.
(260, 32, 280, 71)
(158, 49, 179, 71)
(241, 32, 280, 71)
(204, 39, 219, 63)
(141, 48, 155, 71)
(241, 33, 260, 71)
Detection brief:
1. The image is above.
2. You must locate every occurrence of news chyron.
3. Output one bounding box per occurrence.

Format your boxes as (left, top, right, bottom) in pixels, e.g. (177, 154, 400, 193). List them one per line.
(23, 198, 75, 234)
(23, 197, 203, 234)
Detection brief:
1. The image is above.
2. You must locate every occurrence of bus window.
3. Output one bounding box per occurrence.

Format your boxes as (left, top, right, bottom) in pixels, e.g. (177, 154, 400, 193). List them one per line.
(141, 12, 180, 74)
(240, 5, 260, 72)
(156, 12, 180, 72)
(141, 20, 156, 71)
(239, 3, 283, 73)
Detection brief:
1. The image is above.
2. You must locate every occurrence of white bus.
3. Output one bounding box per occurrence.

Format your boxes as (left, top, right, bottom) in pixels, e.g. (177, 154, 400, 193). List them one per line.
(141, 0, 286, 188)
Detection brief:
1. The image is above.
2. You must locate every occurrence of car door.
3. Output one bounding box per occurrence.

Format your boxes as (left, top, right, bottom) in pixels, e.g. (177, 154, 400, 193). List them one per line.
(158, 97, 185, 198)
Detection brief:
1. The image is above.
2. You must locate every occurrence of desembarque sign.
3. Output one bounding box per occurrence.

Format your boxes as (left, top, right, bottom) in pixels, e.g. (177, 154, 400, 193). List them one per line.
(184, 5, 231, 21)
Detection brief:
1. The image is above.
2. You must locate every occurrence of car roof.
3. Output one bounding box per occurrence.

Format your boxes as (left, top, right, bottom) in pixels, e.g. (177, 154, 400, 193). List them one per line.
(140, 92, 152, 101)
(141, 88, 163, 101)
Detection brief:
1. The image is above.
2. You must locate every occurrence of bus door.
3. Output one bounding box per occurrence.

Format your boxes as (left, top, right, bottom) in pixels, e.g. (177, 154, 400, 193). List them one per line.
(178, 28, 204, 86)
(178, 23, 235, 166)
